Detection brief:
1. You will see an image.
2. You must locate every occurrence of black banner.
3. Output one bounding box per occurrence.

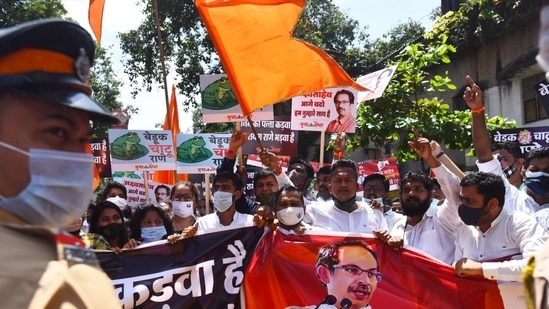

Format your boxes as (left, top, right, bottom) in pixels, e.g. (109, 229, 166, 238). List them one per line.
(96, 225, 264, 309)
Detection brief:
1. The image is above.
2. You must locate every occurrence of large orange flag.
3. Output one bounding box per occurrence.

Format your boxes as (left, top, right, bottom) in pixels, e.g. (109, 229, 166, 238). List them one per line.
(153, 85, 187, 185)
(195, 0, 367, 116)
(88, 0, 106, 43)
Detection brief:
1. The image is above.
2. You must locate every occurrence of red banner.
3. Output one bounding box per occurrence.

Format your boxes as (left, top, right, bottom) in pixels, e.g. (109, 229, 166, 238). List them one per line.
(356, 157, 400, 193)
(243, 230, 505, 309)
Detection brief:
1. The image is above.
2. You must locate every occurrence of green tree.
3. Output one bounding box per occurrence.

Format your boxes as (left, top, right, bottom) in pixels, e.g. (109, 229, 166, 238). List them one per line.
(0, 0, 66, 26)
(89, 44, 138, 137)
(0, 0, 134, 138)
(350, 35, 516, 170)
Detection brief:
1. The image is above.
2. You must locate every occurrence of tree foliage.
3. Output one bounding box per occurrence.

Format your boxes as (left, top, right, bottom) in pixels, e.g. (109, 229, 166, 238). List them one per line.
(350, 35, 516, 164)
(0, 0, 133, 138)
(0, 0, 66, 27)
(90, 45, 138, 137)
(425, 0, 540, 54)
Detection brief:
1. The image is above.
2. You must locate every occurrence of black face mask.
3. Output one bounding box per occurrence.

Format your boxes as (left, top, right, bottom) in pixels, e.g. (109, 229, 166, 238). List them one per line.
(502, 163, 516, 179)
(255, 192, 278, 208)
(458, 204, 488, 226)
(99, 223, 125, 240)
(401, 197, 431, 217)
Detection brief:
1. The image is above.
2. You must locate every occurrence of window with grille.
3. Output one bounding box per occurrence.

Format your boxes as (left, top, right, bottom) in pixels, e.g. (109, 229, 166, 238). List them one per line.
(523, 73, 548, 123)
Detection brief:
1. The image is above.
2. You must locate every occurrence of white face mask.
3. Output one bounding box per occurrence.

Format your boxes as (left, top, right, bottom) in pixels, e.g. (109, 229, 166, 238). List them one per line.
(141, 226, 167, 243)
(172, 201, 194, 218)
(0, 141, 93, 228)
(276, 207, 304, 227)
(106, 196, 127, 209)
(213, 191, 234, 213)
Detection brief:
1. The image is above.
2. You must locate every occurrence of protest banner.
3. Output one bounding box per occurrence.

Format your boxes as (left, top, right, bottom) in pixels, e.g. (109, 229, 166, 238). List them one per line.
(112, 177, 171, 208)
(534, 78, 549, 117)
(291, 87, 358, 133)
(96, 224, 264, 309)
(175, 133, 232, 174)
(244, 229, 517, 309)
(356, 65, 397, 102)
(356, 157, 401, 195)
(240, 116, 297, 156)
(92, 226, 524, 308)
(490, 125, 549, 153)
(108, 129, 176, 173)
(200, 74, 274, 123)
(90, 137, 112, 178)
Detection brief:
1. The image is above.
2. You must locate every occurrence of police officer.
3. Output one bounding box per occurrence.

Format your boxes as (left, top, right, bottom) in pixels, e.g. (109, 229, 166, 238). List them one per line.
(0, 19, 121, 307)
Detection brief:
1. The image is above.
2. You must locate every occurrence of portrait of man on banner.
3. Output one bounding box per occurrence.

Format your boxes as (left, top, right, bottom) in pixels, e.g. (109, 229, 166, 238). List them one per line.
(357, 66, 397, 102)
(286, 240, 381, 309)
(326, 89, 358, 133)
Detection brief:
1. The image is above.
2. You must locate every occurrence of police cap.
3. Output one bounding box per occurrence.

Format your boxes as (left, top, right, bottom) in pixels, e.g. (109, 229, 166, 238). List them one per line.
(0, 19, 118, 124)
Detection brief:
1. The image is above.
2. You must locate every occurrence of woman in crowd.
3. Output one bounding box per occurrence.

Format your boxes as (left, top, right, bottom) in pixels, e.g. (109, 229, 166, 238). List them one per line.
(100, 181, 133, 220)
(82, 201, 140, 252)
(129, 204, 174, 244)
(169, 181, 200, 232)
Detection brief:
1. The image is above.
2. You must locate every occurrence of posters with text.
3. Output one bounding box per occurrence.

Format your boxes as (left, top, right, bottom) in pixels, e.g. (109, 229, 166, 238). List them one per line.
(356, 157, 401, 195)
(200, 74, 274, 123)
(240, 116, 297, 156)
(96, 224, 264, 309)
(108, 130, 175, 173)
(490, 126, 549, 153)
(291, 87, 358, 133)
(90, 137, 112, 178)
(112, 177, 172, 207)
(175, 133, 232, 174)
(356, 65, 397, 102)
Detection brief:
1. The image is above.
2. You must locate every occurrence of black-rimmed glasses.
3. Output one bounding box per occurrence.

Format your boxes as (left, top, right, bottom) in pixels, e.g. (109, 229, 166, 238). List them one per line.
(332, 264, 382, 282)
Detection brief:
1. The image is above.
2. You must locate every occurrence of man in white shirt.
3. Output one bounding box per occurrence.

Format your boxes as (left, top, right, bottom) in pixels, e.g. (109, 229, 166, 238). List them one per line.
(314, 166, 332, 204)
(465, 75, 541, 215)
(362, 173, 403, 231)
(453, 172, 545, 281)
(306, 159, 388, 235)
(197, 171, 254, 230)
(388, 132, 462, 265)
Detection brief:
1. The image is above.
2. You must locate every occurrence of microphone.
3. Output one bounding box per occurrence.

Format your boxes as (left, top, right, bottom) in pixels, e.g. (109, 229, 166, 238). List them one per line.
(340, 298, 352, 309)
(314, 295, 337, 309)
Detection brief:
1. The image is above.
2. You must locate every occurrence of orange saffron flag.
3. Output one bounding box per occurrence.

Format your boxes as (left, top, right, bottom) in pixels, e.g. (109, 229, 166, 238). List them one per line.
(88, 0, 106, 43)
(195, 0, 367, 116)
(153, 85, 187, 184)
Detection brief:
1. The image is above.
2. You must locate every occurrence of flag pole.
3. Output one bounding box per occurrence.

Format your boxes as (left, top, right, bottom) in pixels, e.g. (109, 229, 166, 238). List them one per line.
(246, 115, 265, 152)
(152, 0, 171, 130)
(235, 122, 244, 171)
(319, 132, 325, 168)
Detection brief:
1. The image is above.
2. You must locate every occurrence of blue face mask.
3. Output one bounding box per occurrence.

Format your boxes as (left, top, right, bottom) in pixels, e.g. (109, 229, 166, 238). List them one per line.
(141, 226, 167, 243)
(525, 171, 549, 196)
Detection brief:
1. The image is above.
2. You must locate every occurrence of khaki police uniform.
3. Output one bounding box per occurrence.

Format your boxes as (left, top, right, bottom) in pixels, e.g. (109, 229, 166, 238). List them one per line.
(0, 19, 121, 308)
(0, 209, 121, 308)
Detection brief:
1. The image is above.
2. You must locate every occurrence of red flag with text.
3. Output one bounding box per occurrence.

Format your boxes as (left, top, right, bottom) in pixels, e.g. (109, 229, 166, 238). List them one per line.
(195, 0, 367, 116)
